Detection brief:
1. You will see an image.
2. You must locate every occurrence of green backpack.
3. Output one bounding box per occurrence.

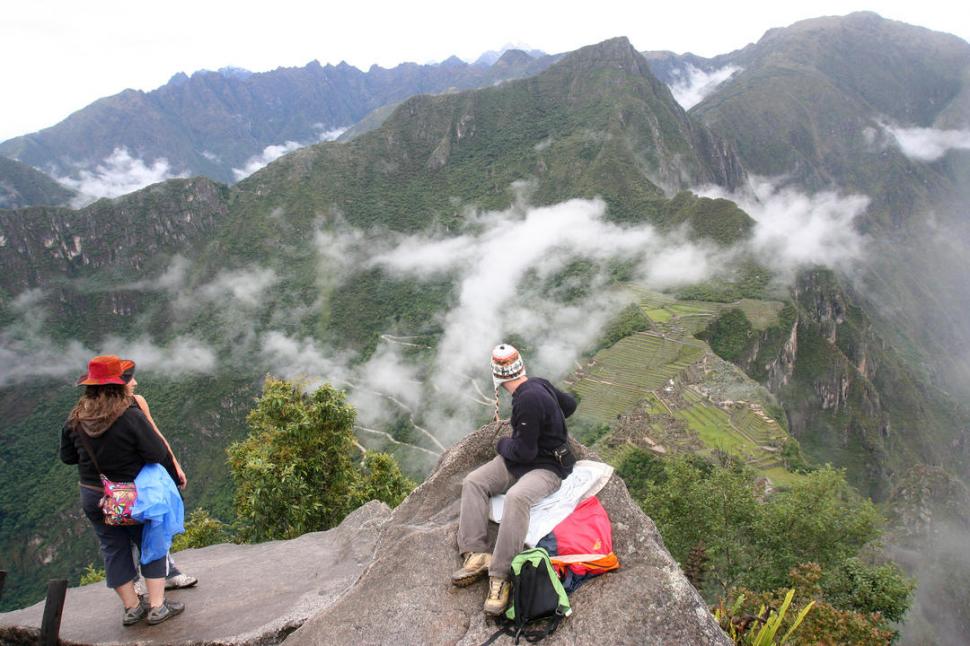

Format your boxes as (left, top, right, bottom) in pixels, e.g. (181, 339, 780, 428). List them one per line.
(482, 547, 572, 645)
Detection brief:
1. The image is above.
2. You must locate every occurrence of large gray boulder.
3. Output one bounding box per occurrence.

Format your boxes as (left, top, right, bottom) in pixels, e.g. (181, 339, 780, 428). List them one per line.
(0, 500, 391, 645)
(285, 422, 730, 645)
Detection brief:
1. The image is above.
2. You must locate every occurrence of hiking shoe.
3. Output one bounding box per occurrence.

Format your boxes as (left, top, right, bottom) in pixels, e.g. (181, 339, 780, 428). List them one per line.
(483, 576, 510, 616)
(146, 599, 185, 625)
(165, 573, 198, 590)
(122, 602, 148, 626)
(451, 552, 491, 587)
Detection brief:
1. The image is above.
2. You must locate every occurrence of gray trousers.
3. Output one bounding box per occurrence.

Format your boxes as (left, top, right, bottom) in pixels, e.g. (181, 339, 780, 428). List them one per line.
(458, 455, 562, 578)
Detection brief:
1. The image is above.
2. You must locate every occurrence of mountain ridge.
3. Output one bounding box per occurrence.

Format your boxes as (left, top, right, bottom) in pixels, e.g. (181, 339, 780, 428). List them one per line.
(0, 51, 559, 186)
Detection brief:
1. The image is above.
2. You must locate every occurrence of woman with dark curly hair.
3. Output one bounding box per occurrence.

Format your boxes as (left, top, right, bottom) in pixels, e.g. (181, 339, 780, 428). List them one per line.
(59, 355, 185, 626)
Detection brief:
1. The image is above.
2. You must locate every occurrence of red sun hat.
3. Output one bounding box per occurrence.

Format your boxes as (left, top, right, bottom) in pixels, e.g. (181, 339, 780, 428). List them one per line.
(76, 355, 136, 386)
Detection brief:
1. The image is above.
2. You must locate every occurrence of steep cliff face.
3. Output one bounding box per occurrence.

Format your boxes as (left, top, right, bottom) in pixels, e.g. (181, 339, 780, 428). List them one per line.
(0, 177, 228, 293)
(723, 270, 968, 499)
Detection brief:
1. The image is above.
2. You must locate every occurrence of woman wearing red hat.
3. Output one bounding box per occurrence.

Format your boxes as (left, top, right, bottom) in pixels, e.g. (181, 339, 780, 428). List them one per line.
(59, 355, 186, 626)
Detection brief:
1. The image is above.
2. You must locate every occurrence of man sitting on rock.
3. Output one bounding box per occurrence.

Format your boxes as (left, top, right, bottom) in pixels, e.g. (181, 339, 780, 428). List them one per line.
(452, 343, 577, 615)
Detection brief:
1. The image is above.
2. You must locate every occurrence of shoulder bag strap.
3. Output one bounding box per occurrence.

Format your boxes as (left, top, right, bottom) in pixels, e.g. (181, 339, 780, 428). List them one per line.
(72, 427, 104, 476)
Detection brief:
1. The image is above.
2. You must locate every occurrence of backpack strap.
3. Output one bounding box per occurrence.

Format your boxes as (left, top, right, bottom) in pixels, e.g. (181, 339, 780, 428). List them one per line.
(522, 614, 563, 643)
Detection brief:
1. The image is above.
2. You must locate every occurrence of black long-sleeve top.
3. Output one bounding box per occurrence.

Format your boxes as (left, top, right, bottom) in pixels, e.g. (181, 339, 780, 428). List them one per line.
(60, 405, 171, 486)
(496, 377, 577, 479)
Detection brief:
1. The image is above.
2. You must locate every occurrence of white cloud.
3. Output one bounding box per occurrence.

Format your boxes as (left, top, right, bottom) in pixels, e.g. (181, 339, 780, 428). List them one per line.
(104, 335, 217, 376)
(698, 176, 869, 279)
(0, 321, 217, 386)
(370, 198, 718, 407)
(881, 122, 970, 162)
(57, 147, 187, 207)
(317, 126, 348, 142)
(232, 141, 303, 180)
(197, 267, 278, 306)
(258, 330, 353, 389)
(201, 150, 221, 162)
(124, 254, 190, 292)
(347, 343, 424, 427)
(668, 64, 741, 110)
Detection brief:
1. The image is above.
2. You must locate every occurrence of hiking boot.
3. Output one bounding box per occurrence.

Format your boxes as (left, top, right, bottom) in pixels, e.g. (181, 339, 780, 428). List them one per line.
(165, 573, 198, 590)
(483, 576, 510, 616)
(122, 601, 148, 626)
(451, 552, 491, 587)
(146, 599, 185, 625)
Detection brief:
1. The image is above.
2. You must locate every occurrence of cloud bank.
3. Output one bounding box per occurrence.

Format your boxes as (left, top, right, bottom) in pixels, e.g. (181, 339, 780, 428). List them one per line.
(882, 122, 970, 162)
(0, 295, 217, 388)
(698, 176, 870, 280)
(668, 64, 741, 110)
(232, 141, 302, 180)
(56, 147, 188, 207)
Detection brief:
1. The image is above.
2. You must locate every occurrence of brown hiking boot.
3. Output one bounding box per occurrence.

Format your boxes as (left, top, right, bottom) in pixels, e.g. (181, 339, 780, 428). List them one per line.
(451, 552, 491, 587)
(483, 576, 510, 616)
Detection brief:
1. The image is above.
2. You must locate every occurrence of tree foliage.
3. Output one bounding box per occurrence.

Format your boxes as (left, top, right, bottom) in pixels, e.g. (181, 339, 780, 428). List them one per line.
(227, 378, 414, 542)
(697, 308, 755, 363)
(171, 508, 231, 552)
(618, 449, 913, 637)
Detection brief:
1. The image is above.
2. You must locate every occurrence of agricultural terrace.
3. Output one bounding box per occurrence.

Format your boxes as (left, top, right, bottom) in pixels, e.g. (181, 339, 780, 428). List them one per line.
(569, 286, 801, 486)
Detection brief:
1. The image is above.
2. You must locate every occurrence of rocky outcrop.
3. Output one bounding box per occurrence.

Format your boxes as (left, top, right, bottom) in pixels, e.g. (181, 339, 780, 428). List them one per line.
(286, 421, 729, 646)
(0, 501, 390, 645)
(0, 422, 728, 645)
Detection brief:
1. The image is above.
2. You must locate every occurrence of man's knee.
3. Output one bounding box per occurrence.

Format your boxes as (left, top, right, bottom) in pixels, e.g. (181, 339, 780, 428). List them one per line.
(462, 471, 485, 491)
(504, 490, 531, 512)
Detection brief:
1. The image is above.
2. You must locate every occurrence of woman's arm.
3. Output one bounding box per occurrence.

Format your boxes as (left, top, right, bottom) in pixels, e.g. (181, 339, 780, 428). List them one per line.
(59, 424, 80, 465)
(133, 394, 187, 488)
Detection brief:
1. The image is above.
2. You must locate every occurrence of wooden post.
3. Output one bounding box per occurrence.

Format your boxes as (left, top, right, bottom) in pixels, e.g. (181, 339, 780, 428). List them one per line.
(40, 579, 68, 646)
(0, 570, 6, 603)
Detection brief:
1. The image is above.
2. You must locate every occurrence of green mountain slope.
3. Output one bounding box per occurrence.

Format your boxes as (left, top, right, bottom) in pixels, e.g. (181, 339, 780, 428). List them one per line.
(687, 14, 970, 394)
(0, 157, 74, 208)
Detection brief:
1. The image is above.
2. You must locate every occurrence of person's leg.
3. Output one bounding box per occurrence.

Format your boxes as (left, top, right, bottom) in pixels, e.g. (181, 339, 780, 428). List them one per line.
(489, 468, 561, 578)
(141, 550, 184, 624)
(81, 488, 145, 623)
(457, 455, 515, 555)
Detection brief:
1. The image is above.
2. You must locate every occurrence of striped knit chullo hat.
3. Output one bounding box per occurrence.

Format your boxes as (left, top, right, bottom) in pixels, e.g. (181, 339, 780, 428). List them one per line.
(491, 343, 526, 421)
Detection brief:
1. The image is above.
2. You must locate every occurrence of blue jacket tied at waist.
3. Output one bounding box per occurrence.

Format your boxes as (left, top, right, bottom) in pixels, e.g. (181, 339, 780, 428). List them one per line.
(132, 463, 184, 564)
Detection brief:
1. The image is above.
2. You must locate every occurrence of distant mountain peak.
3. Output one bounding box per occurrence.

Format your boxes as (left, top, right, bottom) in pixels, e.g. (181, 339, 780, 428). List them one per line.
(493, 49, 533, 68)
(439, 55, 466, 68)
(218, 66, 252, 79)
(473, 43, 543, 66)
(557, 36, 653, 78)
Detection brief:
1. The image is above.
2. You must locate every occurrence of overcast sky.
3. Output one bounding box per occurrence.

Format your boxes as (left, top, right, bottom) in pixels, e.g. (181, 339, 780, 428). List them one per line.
(1, 0, 968, 142)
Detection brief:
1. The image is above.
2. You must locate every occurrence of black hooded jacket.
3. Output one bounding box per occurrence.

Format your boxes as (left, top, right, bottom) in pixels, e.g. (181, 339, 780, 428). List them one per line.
(496, 377, 577, 479)
(60, 404, 171, 486)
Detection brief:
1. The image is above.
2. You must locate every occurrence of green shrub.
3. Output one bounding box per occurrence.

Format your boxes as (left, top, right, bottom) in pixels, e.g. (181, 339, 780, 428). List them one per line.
(821, 557, 914, 623)
(622, 453, 910, 629)
(355, 452, 415, 509)
(227, 378, 413, 542)
(172, 508, 231, 552)
(79, 563, 105, 586)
